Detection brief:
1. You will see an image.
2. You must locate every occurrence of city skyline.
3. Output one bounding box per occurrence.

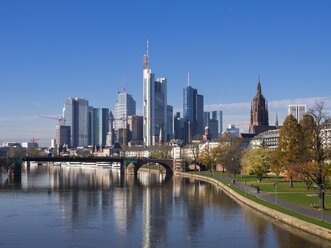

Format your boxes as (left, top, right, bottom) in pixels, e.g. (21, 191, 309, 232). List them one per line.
(1, 1, 331, 145)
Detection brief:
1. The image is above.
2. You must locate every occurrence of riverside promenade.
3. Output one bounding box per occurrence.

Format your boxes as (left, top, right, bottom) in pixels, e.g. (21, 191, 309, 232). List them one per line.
(209, 173, 331, 224)
(181, 171, 331, 240)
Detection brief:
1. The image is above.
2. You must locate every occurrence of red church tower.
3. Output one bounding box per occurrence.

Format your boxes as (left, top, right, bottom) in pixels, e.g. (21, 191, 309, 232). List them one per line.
(249, 77, 269, 134)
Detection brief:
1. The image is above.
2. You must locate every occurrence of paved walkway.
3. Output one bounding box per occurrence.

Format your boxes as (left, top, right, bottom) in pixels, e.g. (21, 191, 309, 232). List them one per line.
(210, 173, 331, 224)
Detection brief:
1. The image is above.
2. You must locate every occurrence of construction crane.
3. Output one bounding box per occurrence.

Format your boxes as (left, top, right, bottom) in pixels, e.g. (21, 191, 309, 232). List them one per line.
(39, 115, 66, 126)
(30, 137, 40, 147)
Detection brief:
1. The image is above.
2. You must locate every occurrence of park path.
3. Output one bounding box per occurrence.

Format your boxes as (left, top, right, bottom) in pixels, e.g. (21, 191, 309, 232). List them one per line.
(211, 173, 331, 224)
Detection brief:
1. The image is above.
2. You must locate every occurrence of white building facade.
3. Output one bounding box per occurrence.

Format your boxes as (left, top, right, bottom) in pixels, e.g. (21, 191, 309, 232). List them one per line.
(143, 47, 167, 146)
(288, 105, 306, 122)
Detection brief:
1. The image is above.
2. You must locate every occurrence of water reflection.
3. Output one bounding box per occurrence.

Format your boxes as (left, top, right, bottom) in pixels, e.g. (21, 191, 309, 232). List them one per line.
(0, 164, 330, 248)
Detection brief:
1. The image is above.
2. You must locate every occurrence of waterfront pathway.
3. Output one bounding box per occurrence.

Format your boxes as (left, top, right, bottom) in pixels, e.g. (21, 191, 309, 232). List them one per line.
(208, 173, 331, 224)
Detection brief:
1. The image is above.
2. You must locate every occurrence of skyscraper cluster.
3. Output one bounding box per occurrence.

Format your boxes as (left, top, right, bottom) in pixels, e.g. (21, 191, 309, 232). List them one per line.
(61, 97, 110, 148)
(143, 45, 169, 146)
(56, 43, 224, 149)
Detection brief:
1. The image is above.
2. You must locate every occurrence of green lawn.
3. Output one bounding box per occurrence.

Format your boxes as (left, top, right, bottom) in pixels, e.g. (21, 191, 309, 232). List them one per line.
(195, 171, 331, 212)
(233, 174, 331, 210)
(190, 171, 331, 229)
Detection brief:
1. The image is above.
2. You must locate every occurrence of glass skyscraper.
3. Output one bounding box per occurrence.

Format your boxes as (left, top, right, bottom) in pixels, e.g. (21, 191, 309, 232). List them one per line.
(114, 92, 136, 130)
(63, 97, 89, 148)
(93, 108, 109, 147)
(143, 46, 167, 146)
(183, 84, 204, 141)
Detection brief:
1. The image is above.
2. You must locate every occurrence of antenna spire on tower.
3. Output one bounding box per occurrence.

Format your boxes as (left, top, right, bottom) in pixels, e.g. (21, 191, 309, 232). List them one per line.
(143, 40, 149, 69)
(187, 72, 191, 86)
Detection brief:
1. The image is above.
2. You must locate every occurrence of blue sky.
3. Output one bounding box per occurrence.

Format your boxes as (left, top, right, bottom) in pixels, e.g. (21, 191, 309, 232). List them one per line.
(0, 0, 331, 146)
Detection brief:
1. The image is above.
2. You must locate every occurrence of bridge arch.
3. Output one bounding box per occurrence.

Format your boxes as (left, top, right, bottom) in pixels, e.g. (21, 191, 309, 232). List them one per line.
(131, 159, 174, 175)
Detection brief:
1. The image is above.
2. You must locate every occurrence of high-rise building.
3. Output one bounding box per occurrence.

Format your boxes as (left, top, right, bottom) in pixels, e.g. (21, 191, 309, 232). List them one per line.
(249, 78, 269, 134)
(128, 115, 143, 145)
(288, 105, 306, 122)
(204, 112, 210, 129)
(211, 110, 223, 135)
(92, 108, 109, 147)
(63, 97, 89, 147)
(174, 112, 181, 140)
(88, 106, 94, 146)
(106, 110, 114, 146)
(174, 112, 188, 142)
(155, 77, 167, 144)
(167, 105, 173, 140)
(196, 94, 204, 136)
(56, 125, 71, 147)
(114, 91, 136, 130)
(143, 43, 167, 146)
(217, 111, 223, 135)
(183, 79, 204, 141)
(208, 118, 218, 140)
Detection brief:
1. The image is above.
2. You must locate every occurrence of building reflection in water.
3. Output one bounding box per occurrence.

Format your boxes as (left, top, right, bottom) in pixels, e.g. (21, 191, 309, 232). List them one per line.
(1, 164, 329, 248)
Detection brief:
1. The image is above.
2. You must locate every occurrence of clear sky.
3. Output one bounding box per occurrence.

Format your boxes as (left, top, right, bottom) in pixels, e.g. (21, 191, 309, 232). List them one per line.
(1, 0, 331, 146)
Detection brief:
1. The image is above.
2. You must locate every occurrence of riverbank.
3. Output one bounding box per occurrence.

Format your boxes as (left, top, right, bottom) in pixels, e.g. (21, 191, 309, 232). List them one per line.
(180, 171, 331, 240)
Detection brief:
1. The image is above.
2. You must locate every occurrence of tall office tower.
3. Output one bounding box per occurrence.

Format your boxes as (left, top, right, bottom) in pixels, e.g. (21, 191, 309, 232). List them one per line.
(211, 111, 219, 134)
(204, 112, 210, 129)
(208, 118, 218, 140)
(155, 77, 167, 145)
(288, 105, 306, 122)
(174, 112, 181, 139)
(143, 42, 167, 146)
(88, 106, 94, 146)
(217, 111, 223, 135)
(128, 115, 143, 145)
(63, 97, 89, 147)
(249, 77, 269, 133)
(56, 125, 71, 147)
(167, 105, 173, 140)
(183, 76, 204, 141)
(106, 110, 114, 146)
(196, 94, 204, 136)
(92, 108, 109, 147)
(174, 112, 188, 141)
(114, 91, 136, 130)
(210, 110, 223, 135)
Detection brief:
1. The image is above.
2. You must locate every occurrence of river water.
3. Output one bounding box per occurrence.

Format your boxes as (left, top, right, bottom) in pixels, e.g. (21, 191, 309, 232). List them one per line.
(0, 164, 330, 248)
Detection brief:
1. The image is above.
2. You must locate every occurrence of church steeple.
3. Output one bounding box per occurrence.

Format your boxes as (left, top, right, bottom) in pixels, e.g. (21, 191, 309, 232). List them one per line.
(249, 76, 269, 133)
(257, 75, 261, 95)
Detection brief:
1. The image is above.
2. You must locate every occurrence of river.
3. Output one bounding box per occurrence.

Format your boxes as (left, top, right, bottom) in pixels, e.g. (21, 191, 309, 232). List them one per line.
(0, 164, 330, 248)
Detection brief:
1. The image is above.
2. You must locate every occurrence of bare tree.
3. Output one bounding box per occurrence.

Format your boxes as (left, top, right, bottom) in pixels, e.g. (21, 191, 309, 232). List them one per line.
(298, 102, 330, 209)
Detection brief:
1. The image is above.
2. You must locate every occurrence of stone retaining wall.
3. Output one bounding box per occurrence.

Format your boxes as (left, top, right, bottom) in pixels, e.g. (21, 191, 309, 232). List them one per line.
(181, 173, 331, 240)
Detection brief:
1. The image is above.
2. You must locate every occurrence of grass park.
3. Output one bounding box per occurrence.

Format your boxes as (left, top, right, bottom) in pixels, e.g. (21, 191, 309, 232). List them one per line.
(190, 170, 331, 229)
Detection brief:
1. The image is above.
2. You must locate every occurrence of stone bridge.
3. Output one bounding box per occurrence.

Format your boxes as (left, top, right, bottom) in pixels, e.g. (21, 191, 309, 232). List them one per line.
(22, 156, 178, 176)
(124, 158, 175, 175)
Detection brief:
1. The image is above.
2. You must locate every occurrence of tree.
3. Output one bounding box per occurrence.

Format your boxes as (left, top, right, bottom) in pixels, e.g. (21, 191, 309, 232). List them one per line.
(277, 114, 305, 188)
(270, 148, 283, 175)
(213, 134, 242, 177)
(198, 142, 215, 175)
(150, 145, 172, 159)
(300, 114, 316, 162)
(76, 149, 92, 157)
(241, 147, 272, 182)
(296, 102, 330, 209)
